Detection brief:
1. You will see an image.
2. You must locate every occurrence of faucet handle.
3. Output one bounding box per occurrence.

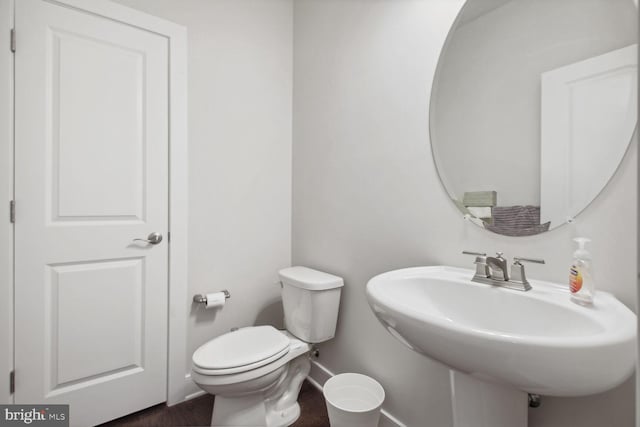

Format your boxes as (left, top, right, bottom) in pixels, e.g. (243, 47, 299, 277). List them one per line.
(510, 257, 544, 290)
(513, 257, 545, 265)
(462, 251, 486, 256)
(463, 251, 490, 278)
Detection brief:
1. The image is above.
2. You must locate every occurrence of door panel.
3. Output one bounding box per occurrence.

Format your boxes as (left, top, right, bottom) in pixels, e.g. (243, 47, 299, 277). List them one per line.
(51, 258, 143, 386)
(53, 29, 146, 220)
(15, 0, 169, 425)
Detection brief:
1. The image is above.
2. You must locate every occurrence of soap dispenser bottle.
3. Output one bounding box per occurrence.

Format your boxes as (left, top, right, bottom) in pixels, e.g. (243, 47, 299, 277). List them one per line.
(569, 237, 594, 305)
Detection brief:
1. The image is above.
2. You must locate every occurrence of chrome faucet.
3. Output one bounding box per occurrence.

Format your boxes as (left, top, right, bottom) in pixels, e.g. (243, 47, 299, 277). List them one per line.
(485, 252, 509, 281)
(462, 251, 545, 291)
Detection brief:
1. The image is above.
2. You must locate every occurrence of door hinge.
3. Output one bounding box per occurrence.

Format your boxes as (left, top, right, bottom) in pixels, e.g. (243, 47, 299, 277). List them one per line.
(10, 28, 15, 53)
(167, 231, 171, 242)
(9, 370, 14, 394)
(9, 200, 14, 223)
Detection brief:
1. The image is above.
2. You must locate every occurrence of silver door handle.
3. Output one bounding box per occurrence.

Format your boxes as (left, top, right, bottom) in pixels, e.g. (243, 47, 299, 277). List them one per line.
(133, 232, 163, 245)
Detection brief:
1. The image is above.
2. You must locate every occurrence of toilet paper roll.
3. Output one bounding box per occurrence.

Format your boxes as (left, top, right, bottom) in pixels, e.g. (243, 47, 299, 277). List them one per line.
(205, 292, 226, 309)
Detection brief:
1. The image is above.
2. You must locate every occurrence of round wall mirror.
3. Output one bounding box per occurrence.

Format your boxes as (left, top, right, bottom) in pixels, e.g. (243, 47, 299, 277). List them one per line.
(430, 0, 637, 236)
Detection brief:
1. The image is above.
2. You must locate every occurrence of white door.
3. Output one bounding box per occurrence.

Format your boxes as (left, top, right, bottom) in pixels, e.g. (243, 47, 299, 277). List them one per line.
(540, 44, 637, 227)
(14, 0, 169, 425)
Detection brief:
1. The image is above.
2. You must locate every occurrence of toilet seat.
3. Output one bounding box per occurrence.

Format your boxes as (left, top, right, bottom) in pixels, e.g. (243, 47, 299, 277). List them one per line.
(191, 330, 311, 387)
(192, 326, 290, 375)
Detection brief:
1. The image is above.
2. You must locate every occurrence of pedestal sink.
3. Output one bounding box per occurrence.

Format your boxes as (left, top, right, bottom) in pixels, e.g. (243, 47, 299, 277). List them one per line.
(366, 266, 636, 427)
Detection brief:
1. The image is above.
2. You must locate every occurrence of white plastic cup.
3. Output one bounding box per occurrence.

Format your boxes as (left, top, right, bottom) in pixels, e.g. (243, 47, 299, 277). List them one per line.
(323, 373, 385, 427)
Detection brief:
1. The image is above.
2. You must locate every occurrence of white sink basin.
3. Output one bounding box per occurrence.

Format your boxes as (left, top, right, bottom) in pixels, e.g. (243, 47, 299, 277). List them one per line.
(366, 266, 636, 396)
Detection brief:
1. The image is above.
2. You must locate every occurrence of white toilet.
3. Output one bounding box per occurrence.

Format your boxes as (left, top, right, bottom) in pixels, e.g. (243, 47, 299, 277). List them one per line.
(191, 266, 344, 427)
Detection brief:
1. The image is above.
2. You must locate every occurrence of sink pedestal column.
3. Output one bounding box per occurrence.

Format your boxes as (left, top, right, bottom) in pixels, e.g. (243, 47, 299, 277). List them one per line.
(450, 371, 528, 427)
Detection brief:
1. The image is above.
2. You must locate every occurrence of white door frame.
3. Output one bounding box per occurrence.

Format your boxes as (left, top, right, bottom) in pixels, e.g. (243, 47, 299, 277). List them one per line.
(1, 0, 189, 407)
(0, 0, 15, 407)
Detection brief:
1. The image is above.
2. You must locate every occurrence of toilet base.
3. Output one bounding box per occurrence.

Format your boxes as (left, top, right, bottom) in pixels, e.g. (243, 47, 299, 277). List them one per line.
(211, 395, 265, 426)
(211, 396, 301, 427)
(210, 355, 310, 427)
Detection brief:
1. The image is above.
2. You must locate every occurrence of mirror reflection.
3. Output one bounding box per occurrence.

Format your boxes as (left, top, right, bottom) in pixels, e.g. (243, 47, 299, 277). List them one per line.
(430, 0, 637, 236)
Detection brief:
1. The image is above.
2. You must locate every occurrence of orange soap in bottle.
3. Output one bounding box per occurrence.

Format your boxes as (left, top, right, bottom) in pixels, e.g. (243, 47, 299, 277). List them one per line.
(569, 237, 594, 306)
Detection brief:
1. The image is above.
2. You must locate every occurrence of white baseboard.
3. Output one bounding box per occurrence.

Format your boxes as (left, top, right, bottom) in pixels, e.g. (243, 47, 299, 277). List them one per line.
(183, 373, 206, 402)
(308, 359, 406, 427)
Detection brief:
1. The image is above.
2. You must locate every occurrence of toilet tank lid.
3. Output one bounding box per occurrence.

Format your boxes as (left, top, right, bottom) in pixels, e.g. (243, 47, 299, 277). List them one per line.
(278, 266, 344, 290)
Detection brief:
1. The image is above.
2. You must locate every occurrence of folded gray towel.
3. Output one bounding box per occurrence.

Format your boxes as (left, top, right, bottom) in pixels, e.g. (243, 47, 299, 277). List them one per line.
(486, 206, 550, 236)
(486, 222, 550, 236)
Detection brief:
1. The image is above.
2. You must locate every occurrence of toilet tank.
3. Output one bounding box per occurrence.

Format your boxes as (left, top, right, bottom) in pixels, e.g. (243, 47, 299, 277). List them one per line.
(279, 266, 343, 343)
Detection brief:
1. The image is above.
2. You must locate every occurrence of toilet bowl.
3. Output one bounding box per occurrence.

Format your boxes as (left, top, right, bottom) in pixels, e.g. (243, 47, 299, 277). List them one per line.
(191, 267, 344, 427)
(192, 326, 311, 426)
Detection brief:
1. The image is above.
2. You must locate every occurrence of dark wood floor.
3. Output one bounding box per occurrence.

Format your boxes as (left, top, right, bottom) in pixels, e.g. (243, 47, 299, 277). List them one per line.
(99, 381, 329, 427)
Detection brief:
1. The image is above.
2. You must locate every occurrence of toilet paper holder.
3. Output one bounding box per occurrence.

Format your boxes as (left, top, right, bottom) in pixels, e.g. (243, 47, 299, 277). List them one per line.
(193, 290, 231, 304)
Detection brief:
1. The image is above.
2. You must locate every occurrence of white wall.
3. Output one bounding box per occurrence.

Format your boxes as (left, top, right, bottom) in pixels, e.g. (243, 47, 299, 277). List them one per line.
(292, 1, 637, 426)
(432, 0, 637, 207)
(113, 0, 293, 393)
